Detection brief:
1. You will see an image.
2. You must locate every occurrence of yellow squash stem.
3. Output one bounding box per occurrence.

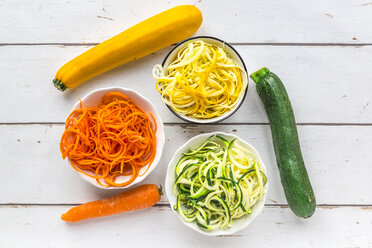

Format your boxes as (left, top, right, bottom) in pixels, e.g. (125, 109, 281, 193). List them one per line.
(53, 5, 203, 91)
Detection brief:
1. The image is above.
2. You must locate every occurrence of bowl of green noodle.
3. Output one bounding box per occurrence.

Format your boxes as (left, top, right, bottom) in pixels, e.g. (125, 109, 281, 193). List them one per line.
(165, 132, 268, 236)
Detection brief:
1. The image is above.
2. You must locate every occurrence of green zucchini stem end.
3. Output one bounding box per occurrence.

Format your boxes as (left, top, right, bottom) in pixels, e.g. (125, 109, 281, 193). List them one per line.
(250, 67, 270, 83)
(53, 79, 67, 91)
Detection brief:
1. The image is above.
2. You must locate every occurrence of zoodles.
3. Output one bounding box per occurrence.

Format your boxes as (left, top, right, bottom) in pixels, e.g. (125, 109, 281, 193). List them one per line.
(173, 135, 267, 231)
(153, 40, 247, 119)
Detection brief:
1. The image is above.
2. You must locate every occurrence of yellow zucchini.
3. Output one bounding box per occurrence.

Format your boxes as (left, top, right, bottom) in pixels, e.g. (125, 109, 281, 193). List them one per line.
(53, 5, 203, 91)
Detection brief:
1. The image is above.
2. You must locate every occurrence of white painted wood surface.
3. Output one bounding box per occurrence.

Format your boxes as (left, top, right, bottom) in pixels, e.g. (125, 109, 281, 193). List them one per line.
(0, 205, 371, 248)
(1, 124, 371, 205)
(1, 0, 372, 44)
(0, 0, 371, 247)
(1, 45, 372, 123)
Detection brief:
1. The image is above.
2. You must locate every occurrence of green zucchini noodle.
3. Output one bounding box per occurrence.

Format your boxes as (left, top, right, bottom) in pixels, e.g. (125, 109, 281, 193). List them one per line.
(173, 135, 267, 231)
(153, 40, 247, 119)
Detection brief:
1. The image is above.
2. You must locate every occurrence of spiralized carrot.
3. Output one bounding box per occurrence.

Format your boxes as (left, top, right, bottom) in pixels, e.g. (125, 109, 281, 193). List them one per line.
(60, 92, 157, 187)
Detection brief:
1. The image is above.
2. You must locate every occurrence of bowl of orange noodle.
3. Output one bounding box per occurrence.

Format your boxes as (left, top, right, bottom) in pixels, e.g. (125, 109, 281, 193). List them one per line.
(60, 87, 165, 189)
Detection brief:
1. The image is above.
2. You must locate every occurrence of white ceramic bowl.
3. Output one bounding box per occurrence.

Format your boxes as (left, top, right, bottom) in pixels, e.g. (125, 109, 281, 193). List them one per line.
(157, 36, 249, 124)
(165, 132, 268, 236)
(66, 87, 165, 189)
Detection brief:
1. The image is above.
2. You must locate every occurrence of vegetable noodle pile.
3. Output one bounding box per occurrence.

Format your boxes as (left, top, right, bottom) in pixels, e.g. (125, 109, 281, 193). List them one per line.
(153, 40, 247, 119)
(174, 136, 267, 231)
(60, 92, 157, 187)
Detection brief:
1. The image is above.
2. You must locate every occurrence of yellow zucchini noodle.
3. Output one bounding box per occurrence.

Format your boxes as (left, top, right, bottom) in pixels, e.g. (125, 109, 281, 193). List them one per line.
(153, 40, 247, 119)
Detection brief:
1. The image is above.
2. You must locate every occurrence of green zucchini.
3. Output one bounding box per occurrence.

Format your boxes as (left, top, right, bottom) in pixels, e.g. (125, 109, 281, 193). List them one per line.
(250, 67, 316, 218)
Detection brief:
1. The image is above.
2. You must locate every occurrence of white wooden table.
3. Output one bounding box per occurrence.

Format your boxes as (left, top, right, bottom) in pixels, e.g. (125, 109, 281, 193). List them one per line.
(1, 0, 371, 247)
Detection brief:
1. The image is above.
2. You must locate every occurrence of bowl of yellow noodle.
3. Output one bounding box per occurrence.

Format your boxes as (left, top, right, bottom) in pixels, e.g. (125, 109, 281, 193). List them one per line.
(153, 36, 248, 124)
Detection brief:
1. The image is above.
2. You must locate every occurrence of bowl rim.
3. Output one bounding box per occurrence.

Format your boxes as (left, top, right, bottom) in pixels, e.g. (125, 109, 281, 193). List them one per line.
(165, 131, 268, 236)
(67, 86, 165, 190)
(160, 36, 249, 124)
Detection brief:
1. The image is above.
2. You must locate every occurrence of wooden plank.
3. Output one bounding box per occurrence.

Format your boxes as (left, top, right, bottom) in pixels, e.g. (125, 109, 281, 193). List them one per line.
(1, 45, 372, 123)
(1, 0, 372, 44)
(0, 205, 370, 247)
(1, 124, 371, 205)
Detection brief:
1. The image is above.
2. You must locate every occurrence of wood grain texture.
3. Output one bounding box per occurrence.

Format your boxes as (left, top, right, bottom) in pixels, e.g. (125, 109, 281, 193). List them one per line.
(1, 124, 371, 205)
(1, 0, 372, 44)
(1, 45, 372, 123)
(0, 205, 371, 247)
(1, 0, 371, 245)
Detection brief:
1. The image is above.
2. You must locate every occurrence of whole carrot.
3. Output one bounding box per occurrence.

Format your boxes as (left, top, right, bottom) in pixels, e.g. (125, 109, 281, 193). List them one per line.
(61, 184, 162, 222)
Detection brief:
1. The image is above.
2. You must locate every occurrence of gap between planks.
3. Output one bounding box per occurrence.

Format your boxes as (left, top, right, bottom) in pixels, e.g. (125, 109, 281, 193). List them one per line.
(0, 203, 371, 208)
(0, 42, 371, 47)
(1, 122, 372, 126)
